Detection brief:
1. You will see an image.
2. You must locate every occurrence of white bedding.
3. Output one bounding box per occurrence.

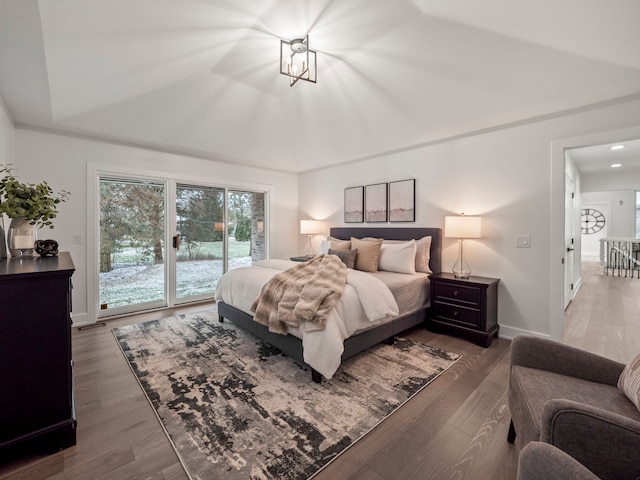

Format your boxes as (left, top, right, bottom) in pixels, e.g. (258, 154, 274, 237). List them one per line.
(214, 259, 399, 379)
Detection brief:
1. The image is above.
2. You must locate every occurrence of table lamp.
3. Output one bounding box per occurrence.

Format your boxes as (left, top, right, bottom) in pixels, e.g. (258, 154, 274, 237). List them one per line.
(444, 214, 482, 278)
(300, 219, 321, 258)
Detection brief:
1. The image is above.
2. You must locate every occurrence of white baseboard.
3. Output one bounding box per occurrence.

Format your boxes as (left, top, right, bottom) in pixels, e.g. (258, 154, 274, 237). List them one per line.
(71, 312, 90, 327)
(498, 325, 551, 341)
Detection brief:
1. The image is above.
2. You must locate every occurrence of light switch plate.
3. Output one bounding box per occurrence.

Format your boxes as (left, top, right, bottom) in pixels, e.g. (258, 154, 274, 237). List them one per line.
(515, 235, 531, 248)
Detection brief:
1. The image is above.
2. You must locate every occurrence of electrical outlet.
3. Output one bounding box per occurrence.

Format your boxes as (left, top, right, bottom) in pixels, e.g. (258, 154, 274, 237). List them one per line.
(73, 233, 83, 245)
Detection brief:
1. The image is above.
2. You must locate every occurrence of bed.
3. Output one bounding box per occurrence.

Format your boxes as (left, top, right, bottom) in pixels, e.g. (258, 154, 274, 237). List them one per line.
(215, 227, 442, 382)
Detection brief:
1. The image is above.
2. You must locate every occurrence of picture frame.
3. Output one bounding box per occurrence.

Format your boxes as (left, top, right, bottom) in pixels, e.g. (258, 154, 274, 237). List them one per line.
(388, 178, 415, 222)
(365, 183, 388, 223)
(344, 186, 364, 223)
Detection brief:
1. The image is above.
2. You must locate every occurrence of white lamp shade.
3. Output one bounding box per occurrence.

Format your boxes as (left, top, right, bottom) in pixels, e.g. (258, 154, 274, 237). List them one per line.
(444, 216, 482, 238)
(300, 219, 321, 235)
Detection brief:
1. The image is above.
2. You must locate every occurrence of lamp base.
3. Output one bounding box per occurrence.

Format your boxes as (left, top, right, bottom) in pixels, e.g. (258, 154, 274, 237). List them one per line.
(452, 239, 472, 279)
(453, 272, 471, 279)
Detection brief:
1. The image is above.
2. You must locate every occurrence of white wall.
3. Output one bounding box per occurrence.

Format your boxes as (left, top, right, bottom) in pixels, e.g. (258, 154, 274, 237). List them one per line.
(14, 129, 299, 324)
(582, 190, 635, 238)
(582, 169, 640, 192)
(0, 96, 14, 163)
(299, 97, 640, 341)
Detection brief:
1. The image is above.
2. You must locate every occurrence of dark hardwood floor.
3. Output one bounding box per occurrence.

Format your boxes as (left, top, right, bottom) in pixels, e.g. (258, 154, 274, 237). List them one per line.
(0, 303, 517, 480)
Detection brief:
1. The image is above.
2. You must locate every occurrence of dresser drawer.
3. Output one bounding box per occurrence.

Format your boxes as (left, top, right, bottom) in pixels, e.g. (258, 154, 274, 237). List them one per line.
(434, 282, 481, 306)
(433, 301, 481, 328)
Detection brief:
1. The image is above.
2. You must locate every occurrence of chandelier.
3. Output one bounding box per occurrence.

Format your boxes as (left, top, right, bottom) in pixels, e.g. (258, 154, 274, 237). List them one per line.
(280, 35, 317, 87)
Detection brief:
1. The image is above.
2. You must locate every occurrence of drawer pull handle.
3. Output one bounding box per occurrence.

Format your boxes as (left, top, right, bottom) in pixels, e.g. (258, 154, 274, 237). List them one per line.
(454, 290, 459, 296)
(453, 311, 458, 316)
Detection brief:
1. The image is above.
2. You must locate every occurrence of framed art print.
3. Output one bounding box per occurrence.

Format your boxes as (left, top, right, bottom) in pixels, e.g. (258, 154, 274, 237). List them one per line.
(389, 178, 415, 222)
(344, 186, 364, 223)
(365, 183, 388, 223)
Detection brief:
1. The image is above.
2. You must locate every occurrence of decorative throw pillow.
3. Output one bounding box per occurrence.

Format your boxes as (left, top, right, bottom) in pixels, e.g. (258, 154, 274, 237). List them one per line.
(378, 239, 417, 274)
(350, 237, 383, 272)
(618, 352, 640, 410)
(328, 236, 351, 251)
(328, 249, 357, 269)
(414, 236, 432, 274)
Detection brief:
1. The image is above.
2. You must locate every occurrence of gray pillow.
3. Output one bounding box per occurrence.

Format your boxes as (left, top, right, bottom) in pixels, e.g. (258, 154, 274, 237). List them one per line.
(328, 249, 357, 269)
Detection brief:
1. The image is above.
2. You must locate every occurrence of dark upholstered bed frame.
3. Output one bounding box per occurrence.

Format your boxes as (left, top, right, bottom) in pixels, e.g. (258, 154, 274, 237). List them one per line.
(217, 227, 442, 382)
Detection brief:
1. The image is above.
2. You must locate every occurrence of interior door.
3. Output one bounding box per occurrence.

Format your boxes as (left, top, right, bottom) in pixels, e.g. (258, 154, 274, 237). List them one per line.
(564, 174, 575, 310)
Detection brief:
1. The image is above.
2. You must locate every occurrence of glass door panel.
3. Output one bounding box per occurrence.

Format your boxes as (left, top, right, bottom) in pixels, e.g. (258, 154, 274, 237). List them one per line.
(99, 177, 166, 315)
(227, 190, 266, 271)
(175, 184, 225, 302)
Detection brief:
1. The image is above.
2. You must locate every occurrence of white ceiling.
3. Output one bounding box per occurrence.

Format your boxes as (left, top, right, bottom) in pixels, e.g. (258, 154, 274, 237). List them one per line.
(1, 0, 639, 173)
(569, 139, 640, 175)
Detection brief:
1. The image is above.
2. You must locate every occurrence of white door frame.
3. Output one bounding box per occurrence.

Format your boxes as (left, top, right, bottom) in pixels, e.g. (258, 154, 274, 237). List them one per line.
(550, 125, 640, 341)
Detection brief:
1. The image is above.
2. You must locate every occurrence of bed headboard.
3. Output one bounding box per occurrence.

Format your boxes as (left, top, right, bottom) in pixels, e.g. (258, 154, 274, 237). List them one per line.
(329, 227, 442, 275)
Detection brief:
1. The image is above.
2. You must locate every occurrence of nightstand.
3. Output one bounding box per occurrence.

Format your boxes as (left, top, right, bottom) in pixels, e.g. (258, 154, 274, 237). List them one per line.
(428, 272, 500, 347)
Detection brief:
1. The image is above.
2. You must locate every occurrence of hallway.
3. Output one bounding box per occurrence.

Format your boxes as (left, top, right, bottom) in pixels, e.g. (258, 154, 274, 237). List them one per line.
(564, 259, 640, 363)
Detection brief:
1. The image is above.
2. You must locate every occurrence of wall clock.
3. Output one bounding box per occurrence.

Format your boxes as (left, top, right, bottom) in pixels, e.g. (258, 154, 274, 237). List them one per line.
(581, 208, 605, 234)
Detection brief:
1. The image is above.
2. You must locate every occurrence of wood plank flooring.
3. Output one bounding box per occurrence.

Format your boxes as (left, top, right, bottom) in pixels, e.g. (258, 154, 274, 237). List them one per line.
(0, 304, 518, 480)
(564, 259, 640, 363)
(2, 258, 631, 480)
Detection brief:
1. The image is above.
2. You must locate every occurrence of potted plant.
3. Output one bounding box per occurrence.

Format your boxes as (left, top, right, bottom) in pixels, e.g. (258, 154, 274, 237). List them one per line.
(0, 164, 70, 257)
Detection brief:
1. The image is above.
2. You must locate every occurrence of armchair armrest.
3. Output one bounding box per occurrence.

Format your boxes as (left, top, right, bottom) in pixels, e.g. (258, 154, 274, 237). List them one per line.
(541, 399, 640, 480)
(517, 442, 600, 480)
(510, 336, 624, 386)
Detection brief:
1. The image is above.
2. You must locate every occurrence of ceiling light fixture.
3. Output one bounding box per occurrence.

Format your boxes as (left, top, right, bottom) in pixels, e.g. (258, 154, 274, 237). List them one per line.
(610, 145, 625, 150)
(611, 163, 622, 168)
(280, 35, 317, 87)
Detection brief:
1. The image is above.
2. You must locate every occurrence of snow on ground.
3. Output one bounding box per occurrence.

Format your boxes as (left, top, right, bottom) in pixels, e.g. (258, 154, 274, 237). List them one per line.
(99, 257, 253, 308)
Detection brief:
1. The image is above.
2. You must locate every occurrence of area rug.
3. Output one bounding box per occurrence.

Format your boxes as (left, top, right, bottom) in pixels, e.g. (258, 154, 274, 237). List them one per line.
(113, 309, 460, 480)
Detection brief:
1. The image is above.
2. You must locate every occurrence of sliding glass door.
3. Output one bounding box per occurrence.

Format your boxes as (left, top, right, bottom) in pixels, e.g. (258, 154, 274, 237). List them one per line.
(97, 174, 267, 317)
(175, 184, 225, 303)
(99, 177, 167, 315)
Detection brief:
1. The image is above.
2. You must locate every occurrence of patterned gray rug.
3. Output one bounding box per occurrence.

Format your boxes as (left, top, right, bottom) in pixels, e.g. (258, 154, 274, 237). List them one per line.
(113, 309, 460, 480)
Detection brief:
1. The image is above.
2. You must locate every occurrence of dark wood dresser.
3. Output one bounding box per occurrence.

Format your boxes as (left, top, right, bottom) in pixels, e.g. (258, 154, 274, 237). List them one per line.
(429, 272, 500, 347)
(0, 252, 76, 455)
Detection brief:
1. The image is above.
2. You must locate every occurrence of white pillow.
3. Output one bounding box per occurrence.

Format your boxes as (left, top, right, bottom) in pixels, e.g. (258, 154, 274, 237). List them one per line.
(378, 239, 417, 274)
(381, 236, 432, 273)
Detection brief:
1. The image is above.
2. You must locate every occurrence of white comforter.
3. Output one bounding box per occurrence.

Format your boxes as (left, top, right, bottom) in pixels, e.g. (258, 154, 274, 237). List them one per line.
(214, 259, 399, 379)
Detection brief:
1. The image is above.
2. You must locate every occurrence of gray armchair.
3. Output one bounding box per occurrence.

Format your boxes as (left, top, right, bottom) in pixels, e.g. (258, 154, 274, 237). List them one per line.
(507, 335, 640, 480)
(517, 442, 600, 480)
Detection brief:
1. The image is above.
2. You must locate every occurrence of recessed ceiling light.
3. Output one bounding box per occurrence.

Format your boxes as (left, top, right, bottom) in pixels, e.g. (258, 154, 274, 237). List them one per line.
(611, 163, 622, 168)
(610, 145, 625, 150)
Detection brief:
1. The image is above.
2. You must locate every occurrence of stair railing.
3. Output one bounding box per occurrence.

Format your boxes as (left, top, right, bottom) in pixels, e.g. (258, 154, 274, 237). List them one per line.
(599, 238, 640, 277)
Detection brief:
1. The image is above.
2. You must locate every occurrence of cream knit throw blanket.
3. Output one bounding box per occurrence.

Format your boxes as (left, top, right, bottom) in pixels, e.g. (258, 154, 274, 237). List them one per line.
(250, 254, 348, 335)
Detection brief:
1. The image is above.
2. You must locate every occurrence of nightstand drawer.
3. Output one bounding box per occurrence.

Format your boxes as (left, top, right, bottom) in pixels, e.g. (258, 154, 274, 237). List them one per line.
(434, 282, 481, 306)
(433, 302, 481, 328)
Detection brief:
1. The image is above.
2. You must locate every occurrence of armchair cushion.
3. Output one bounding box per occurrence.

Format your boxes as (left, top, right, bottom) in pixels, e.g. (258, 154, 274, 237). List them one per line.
(618, 351, 640, 410)
(510, 335, 624, 386)
(509, 365, 639, 450)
